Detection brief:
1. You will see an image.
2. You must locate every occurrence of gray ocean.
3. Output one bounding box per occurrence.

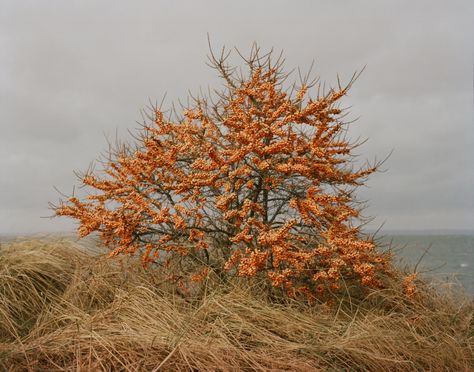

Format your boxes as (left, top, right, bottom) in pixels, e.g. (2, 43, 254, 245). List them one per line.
(378, 233, 474, 296)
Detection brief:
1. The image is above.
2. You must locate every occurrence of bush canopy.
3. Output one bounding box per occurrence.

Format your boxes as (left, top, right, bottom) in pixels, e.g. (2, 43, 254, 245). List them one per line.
(55, 45, 396, 303)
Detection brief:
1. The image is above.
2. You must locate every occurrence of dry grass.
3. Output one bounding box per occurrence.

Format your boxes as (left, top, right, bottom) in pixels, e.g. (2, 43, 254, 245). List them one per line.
(0, 237, 472, 371)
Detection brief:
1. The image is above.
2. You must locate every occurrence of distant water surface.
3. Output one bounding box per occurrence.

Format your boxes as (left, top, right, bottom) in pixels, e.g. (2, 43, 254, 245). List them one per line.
(378, 234, 474, 295)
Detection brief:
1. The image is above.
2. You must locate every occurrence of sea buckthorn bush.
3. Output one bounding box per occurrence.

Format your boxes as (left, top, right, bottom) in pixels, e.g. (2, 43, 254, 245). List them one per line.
(55, 45, 393, 303)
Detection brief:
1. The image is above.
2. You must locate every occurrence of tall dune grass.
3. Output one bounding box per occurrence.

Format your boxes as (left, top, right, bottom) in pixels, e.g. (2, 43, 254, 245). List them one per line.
(0, 237, 472, 371)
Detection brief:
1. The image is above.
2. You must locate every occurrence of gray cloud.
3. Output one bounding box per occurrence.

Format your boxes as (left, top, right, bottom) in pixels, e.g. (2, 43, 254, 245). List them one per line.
(0, 0, 472, 234)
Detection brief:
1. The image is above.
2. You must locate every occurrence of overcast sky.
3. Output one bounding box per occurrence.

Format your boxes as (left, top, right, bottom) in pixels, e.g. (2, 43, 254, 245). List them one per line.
(0, 0, 473, 234)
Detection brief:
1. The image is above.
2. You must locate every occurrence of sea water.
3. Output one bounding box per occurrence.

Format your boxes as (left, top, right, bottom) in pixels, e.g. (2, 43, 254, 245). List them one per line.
(377, 234, 474, 296)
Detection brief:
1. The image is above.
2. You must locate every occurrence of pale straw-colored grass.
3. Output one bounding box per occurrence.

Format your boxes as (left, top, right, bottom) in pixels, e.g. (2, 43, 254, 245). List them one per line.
(0, 237, 472, 371)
